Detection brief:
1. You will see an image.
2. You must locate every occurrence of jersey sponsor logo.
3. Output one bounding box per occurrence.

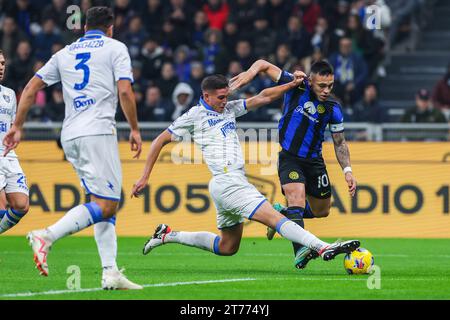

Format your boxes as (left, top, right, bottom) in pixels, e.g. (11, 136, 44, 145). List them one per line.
(303, 101, 317, 115)
(2, 95, 10, 103)
(207, 118, 224, 127)
(0, 121, 8, 133)
(73, 95, 96, 111)
(0, 107, 13, 116)
(289, 171, 300, 180)
(220, 121, 237, 137)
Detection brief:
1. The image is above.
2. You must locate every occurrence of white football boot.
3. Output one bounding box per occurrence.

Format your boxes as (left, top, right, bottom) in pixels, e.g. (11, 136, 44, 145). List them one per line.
(102, 268, 143, 290)
(319, 240, 360, 261)
(142, 224, 171, 255)
(27, 229, 53, 276)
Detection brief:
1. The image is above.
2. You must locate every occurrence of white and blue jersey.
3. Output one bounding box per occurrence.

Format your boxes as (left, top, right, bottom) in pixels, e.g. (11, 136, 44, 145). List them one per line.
(169, 98, 267, 229)
(0, 85, 28, 195)
(0, 85, 17, 159)
(36, 30, 133, 142)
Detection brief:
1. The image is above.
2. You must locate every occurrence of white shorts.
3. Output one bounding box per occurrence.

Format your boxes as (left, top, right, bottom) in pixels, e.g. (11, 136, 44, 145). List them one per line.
(208, 170, 267, 229)
(0, 158, 29, 195)
(62, 135, 122, 201)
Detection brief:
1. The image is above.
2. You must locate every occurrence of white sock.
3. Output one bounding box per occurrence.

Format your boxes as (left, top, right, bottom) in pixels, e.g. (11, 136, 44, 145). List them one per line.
(163, 231, 220, 254)
(94, 220, 118, 271)
(276, 218, 328, 252)
(47, 203, 103, 242)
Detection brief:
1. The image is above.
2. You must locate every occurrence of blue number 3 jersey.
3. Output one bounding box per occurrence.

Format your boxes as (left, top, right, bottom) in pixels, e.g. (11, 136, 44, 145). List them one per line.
(277, 70, 345, 159)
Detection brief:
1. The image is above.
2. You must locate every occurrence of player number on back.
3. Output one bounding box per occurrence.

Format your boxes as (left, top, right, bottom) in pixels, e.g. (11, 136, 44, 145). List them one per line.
(74, 52, 91, 90)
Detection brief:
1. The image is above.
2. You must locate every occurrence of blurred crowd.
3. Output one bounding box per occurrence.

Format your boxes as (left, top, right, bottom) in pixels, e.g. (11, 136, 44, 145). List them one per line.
(0, 0, 449, 125)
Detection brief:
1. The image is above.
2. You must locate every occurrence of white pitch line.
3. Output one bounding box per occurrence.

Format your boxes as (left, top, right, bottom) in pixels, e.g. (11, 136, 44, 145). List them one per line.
(2, 251, 450, 258)
(0, 278, 257, 298)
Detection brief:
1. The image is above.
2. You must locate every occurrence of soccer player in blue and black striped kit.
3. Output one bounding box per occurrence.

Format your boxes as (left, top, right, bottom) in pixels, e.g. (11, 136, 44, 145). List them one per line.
(230, 60, 357, 269)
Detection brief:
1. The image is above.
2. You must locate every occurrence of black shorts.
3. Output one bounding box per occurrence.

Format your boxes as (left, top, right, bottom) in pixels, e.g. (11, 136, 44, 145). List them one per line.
(278, 149, 331, 199)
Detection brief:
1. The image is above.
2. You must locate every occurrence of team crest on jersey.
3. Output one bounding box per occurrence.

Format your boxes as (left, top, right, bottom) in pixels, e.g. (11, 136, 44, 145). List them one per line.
(317, 105, 325, 114)
(2, 95, 10, 103)
(303, 101, 316, 115)
(289, 171, 299, 180)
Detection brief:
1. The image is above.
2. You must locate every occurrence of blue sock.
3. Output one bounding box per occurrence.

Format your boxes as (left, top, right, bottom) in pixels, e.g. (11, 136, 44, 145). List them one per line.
(0, 208, 26, 234)
(303, 202, 315, 219)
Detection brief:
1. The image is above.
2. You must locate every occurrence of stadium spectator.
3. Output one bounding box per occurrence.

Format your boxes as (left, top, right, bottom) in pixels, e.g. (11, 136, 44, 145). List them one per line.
(432, 63, 450, 120)
(251, 12, 277, 59)
(41, 0, 68, 31)
(45, 85, 65, 122)
(121, 15, 148, 60)
(402, 89, 447, 124)
(329, 36, 368, 106)
(222, 19, 240, 54)
(229, 0, 257, 39)
(200, 28, 228, 75)
(33, 18, 63, 62)
(292, 0, 322, 34)
(155, 61, 179, 99)
(203, 0, 229, 31)
(5, 40, 35, 92)
(191, 10, 209, 50)
(310, 16, 340, 58)
(269, 43, 298, 73)
(170, 82, 194, 120)
(140, 37, 165, 82)
(173, 45, 192, 83)
(352, 83, 387, 123)
(329, 0, 351, 33)
(6, 0, 40, 37)
(0, 16, 29, 63)
(165, 0, 195, 31)
(234, 40, 256, 70)
(188, 61, 205, 102)
(160, 18, 189, 51)
(346, 14, 384, 77)
(140, 86, 173, 121)
(142, 0, 165, 35)
(280, 15, 312, 61)
(267, 0, 292, 30)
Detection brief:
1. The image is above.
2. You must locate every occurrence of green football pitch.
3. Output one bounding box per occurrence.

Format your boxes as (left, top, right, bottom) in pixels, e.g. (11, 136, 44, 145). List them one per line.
(1, 236, 449, 300)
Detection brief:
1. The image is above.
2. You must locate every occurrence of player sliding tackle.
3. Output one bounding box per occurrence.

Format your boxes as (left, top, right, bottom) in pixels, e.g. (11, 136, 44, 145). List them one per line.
(132, 73, 360, 261)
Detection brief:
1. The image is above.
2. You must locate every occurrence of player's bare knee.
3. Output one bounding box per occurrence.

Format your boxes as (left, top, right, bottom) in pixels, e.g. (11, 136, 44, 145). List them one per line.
(9, 198, 29, 214)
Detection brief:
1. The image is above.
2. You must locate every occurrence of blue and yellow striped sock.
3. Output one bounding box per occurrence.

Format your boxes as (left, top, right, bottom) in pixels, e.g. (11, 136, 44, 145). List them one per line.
(0, 208, 26, 234)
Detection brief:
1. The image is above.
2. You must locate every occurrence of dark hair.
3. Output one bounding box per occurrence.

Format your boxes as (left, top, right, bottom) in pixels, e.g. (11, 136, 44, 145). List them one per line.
(201, 74, 229, 92)
(86, 6, 114, 32)
(0, 49, 3, 57)
(310, 60, 334, 76)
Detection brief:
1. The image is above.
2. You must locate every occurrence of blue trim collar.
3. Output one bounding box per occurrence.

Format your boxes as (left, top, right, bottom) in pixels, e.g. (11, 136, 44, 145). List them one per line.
(199, 97, 215, 112)
(85, 30, 106, 36)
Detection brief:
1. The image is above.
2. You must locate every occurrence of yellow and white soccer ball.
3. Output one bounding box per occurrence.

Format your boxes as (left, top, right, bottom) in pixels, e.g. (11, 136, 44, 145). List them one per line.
(344, 248, 374, 274)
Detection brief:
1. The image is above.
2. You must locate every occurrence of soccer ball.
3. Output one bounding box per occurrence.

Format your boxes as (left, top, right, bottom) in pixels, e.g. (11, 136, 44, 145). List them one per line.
(344, 248, 374, 274)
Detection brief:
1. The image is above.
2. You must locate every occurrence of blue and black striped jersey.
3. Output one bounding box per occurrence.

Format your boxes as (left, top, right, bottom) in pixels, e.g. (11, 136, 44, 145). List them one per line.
(277, 71, 344, 158)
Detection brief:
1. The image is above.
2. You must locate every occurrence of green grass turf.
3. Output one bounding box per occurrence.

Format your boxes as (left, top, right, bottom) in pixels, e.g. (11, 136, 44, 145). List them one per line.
(0, 236, 449, 300)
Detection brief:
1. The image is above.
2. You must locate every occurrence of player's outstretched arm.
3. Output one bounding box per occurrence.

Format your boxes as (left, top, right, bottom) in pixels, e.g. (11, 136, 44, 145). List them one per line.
(245, 71, 305, 111)
(131, 129, 173, 198)
(3, 76, 46, 156)
(229, 59, 282, 91)
(118, 79, 142, 159)
(332, 132, 357, 197)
